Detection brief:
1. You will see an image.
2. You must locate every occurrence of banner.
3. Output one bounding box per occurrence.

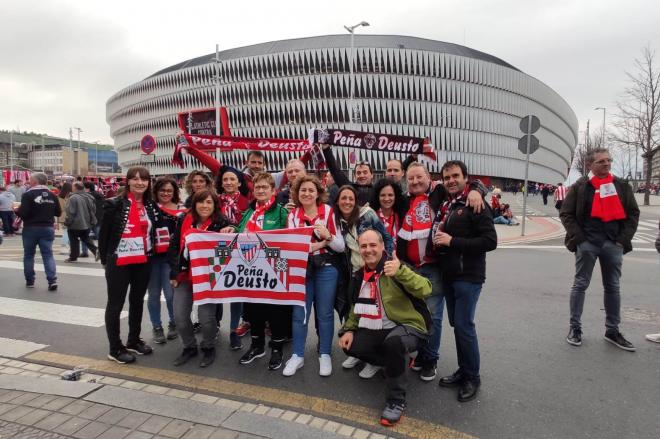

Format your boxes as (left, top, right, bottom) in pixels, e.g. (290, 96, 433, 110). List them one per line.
(184, 227, 314, 307)
(308, 128, 437, 160)
(178, 108, 230, 136)
(172, 133, 310, 168)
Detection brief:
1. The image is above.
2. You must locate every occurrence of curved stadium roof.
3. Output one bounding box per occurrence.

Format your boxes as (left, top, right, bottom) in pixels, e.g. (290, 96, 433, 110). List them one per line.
(148, 34, 519, 79)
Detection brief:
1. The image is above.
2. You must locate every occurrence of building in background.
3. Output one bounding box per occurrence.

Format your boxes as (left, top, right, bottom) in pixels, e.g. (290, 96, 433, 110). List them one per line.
(0, 131, 119, 176)
(107, 34, 578, 183)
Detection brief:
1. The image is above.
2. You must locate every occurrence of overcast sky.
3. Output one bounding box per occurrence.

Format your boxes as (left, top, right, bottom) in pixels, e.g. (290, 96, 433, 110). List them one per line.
(1, 0, 658, 148)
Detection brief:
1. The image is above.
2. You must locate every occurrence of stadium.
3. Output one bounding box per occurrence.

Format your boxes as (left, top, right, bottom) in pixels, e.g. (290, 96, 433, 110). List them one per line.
(106, 35, 578, 184)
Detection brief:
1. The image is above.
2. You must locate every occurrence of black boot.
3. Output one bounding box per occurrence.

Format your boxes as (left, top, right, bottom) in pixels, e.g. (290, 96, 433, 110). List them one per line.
(173, 347, 197, 366)
(200, 347, 216, 368)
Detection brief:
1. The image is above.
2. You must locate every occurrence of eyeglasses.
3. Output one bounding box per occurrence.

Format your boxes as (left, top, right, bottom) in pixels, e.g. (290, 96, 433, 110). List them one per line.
(253, 185, 271, 191)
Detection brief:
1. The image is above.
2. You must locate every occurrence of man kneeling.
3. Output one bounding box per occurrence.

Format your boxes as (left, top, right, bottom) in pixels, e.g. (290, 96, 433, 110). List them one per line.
(338, 229, 432, 426)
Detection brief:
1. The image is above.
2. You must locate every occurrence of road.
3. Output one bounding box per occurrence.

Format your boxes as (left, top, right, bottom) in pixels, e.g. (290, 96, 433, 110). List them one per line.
(0, 203, 658, 438)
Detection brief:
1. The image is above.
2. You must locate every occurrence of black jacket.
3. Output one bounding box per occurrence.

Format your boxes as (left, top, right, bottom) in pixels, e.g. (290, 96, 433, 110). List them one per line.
(88, 190, 105, 226)
(16, 187, 61, 227)
(429, 202, 497, 284)
(98, 197, 163, 265)
(168, 215, 231, 280)
(322, 148, 373, 206)
(560, 176, 639, 254)
(396, 180, 487, 267)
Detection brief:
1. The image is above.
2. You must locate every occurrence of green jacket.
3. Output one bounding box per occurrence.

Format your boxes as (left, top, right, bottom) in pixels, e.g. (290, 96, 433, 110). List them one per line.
(341, 263, 432, 335)
(236, 201, 288, 232)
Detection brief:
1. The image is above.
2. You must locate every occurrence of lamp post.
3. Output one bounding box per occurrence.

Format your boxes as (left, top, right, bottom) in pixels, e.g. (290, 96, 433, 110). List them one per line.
(343, 21, 369, 130)
(9, 130, 13, 177)
(73, 127, 82, 175)
(594, 107, 606, 147)
(92, 141, 99, 173)
(214, 44, 221, 158)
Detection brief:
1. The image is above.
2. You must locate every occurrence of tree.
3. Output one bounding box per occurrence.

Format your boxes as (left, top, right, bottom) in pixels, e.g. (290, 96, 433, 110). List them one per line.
(573, 127, 603, 177)
(612, 45, 660, 206)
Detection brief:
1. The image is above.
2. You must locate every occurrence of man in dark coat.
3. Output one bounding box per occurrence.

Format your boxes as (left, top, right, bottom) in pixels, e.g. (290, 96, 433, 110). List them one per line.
(560, 148, 639, 351)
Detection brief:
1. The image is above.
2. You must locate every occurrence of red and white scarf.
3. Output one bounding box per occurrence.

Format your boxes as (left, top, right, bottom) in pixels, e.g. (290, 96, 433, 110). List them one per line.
(355, 269, 383, 330)
(245, 196, 275, 232)
(377, 209, 398, 239)
(436, 186, 470, 229)
(590, 174, 626, 222)
(219, 192, 241, 223)
(397, 193, 433, 266)
(116, 193, 151, 266)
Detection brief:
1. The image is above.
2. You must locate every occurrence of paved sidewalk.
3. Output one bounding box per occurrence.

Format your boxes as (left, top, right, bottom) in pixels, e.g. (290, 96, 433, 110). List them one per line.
(0, 357, 400, 439)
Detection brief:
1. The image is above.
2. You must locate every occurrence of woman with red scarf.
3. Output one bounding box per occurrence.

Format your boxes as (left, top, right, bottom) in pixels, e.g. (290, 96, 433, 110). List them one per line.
(168, 190, 231, 368)
(283, 175, 345, 377)
(230, 172, 290, 370)
(147, 177, 187, 345)
(369, 179, 408, 243)
(215, 166, 250, 349)
(99, 166, 165, 364)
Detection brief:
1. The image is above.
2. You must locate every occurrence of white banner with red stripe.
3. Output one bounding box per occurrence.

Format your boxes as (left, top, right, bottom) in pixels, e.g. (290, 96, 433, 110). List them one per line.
(184, 227, 314, 306)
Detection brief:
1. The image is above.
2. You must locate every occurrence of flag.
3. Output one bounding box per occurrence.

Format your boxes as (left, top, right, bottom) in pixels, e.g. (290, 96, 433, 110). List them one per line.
(184, 227, 314, 307)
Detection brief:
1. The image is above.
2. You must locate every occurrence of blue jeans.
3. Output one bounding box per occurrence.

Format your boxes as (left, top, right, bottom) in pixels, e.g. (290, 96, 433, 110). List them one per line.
(493, 216, 513, 225)
(0, 211, 13, 235)
(444, 280, 482, 381)
(570, 240, 623, 331)
(22, 226, 57, 284)
(292, 264, 338, 356)
(147, 255, 175, 328)
(416, 264, 444, 365)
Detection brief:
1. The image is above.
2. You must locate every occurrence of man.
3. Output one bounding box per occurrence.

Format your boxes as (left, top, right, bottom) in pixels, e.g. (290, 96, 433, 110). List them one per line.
(0, 186, 16, 237)
(84, 181, 104, 239)
(15, 173, 61, 290)
(560, 148, 639, 351)
(8, 179, 25, 201)
(64, 182, 98, 262)
(244, 150, 266, 176)
(385, 159, 405, 183)
(338, 229, 432, 426)
(275, 158, 307, 207)
(322, 146, 374, 206)
(397, 162, 485, 381)
(431, 160, 497, 402)
(554, 182, 567, 211)
(541, 184, 550, 205)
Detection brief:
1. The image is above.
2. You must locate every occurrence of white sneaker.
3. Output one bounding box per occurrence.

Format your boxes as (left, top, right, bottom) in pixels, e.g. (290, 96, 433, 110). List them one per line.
(319, 354, 332, 377)
(282, 354, 304, 376)
(341, 356, 361, 369)
(646, 333, 660, 343)
(358, 363, 381, 379)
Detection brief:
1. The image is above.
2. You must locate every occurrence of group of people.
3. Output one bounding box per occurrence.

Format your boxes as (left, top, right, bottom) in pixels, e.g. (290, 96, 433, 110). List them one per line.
(90, 145, 497, 427)
(8, 145, 656, 427)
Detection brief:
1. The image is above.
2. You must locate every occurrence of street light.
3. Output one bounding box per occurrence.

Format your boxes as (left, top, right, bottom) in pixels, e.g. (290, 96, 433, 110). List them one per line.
(92, 141, 100, 173)
(343, 21, 370, 130)
(594, 107, 606, 147)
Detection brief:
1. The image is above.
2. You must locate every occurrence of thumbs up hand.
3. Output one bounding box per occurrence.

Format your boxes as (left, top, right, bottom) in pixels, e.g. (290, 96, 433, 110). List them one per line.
(383, 251, 401, 277)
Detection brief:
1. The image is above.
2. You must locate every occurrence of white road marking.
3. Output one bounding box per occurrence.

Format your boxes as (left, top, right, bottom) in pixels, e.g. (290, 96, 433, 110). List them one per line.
(0, 297, 126, 327)
(0, 337, 48, 358)
(499, 245, 658, 252)
(0, 260, 104, 277)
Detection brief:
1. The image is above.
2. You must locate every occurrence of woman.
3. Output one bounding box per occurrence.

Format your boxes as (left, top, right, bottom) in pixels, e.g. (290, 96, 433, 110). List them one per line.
(169, 189, 231, 368)
(182, 170, 217, 331)
(183, 171, 213, 209)
(283, 175, 345, 377)
(57, 182, 72, 255)
(369, 179, 408, 242)
(230, 172, 290, 369)
(334, 185, 394, 377)
(216, 166, 250, 347)
(99, 166, 163, 364)
(147, 177, 187, 344)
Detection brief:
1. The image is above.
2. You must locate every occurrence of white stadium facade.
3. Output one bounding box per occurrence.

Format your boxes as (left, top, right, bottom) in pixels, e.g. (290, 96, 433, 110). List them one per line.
(106, 35, 578, 184)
